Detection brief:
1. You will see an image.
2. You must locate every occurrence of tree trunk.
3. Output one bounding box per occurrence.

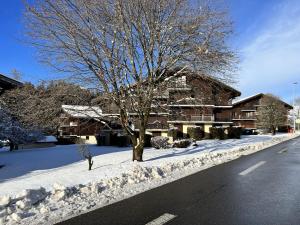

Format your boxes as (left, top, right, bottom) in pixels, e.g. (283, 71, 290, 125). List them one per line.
(271, 126, 276, 135)
(87, 155, 93, 171)
(131, 126, 146, 162)
(9, 142, 14, 151)
(133, 143, 144, 161)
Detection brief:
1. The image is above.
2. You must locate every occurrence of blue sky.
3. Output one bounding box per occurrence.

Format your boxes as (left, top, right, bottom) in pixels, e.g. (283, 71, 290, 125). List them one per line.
(1, 0, 300, 103)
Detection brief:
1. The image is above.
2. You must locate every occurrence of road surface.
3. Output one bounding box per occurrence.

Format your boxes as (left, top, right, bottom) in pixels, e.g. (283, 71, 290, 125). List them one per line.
(57, 136, 300, 225)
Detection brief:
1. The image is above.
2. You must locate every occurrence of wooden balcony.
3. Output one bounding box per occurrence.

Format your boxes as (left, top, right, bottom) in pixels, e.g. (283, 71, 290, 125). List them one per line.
(168, 114, 215, 122)
(232, 117, 257, 121)
(190, 115, 215, 121)
(146, 123, 169, 130)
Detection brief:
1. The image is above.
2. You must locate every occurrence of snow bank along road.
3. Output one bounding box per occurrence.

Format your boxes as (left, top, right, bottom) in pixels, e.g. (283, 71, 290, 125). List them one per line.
(0, 134, 298, 225)
(58, 136, 300, 225)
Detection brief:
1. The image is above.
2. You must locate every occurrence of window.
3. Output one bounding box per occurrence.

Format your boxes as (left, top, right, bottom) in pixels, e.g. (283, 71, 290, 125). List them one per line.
(86, 136, 89, 140)
(245, 112, 254, 118)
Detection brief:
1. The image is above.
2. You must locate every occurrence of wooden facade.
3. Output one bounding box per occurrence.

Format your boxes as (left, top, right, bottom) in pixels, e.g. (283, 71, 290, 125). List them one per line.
(102, 72, 241, 137)
(59, 78, 293, 145)
(58, 73, 242, 143)
(231, 93, 293, 130)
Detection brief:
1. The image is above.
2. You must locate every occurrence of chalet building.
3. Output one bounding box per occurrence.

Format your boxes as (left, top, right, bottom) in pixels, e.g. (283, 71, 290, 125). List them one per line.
(141, 73, 241, 139)
(58, 105, 104, 144)
(0, 73, 23, 95)
(59, 71, 241, 144)
(231, 93, 293, 130)
(58, 105, 126, 145)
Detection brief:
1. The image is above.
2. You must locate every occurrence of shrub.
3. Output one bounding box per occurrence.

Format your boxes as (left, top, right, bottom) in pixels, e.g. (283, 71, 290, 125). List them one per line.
(144, 134, 152, 147)
(209, 127, 226, 140)
(96, 134, 106, 146)
(187, 126, 204, 140)
(168, 127, 178, 140)
(151, 136, 170, 149)
(172, 139, 191, 148)
(116, 135, 129, 147)
(278, 126, 288, 133)
(226, 127, 242, 139)
(242, 129, 253, 135)
(57, 136, 77, 145)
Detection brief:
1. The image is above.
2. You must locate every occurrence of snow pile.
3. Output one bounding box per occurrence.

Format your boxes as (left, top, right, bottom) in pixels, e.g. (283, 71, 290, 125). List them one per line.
(0, 134, 297, 225)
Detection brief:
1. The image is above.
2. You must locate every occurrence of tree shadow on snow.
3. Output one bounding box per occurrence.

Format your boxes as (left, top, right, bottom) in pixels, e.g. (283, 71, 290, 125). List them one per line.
(145, 136, 272, 162)
(0, 144, 131, 182)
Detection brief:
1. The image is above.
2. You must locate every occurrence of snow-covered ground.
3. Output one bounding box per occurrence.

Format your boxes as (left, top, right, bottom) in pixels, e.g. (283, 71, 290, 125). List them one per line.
(0, 134, 297, 225)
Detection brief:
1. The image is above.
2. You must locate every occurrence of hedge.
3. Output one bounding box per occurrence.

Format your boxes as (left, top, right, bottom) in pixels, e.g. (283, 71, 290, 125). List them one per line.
(226, 127, 242, 139)
(209, 127, 226, 140)
(187, 126, 204, 140)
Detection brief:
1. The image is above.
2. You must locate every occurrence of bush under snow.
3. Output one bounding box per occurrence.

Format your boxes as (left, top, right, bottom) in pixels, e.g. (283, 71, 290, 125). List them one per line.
(150, 136, 170, 149)
(172, 139, 192, 148)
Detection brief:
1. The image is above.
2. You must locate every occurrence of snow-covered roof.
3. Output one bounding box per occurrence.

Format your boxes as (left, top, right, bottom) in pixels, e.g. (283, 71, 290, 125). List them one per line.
(233, 93, 293, 109)
(232, 93, 263, 105)
(62, 105, 103, 118)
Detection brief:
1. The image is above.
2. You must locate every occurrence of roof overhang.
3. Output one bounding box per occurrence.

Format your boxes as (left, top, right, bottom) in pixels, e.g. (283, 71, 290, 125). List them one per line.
(0, 74, 23, 91)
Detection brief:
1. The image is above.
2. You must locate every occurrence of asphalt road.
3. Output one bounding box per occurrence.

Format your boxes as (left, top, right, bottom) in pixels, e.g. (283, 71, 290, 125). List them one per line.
(57, 136, 300, 225)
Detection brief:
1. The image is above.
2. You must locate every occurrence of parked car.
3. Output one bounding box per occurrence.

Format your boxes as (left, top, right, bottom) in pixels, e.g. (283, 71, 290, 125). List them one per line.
(242, 129, 258, 135)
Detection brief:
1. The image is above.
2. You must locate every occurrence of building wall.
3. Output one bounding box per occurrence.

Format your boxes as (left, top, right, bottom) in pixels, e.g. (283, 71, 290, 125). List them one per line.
(59, 116, 103, 139)
(231, 95, 291, 130)
(79, 135, 97, 144)
(59, 73, 241, 142)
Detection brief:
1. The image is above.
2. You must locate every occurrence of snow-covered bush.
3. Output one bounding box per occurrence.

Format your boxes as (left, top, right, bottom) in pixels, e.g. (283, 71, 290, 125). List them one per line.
(172, 139, 191, 148)
(168, 127, 179, 140)
(0, 106, 43, 150)
(150, 136, 170, 149)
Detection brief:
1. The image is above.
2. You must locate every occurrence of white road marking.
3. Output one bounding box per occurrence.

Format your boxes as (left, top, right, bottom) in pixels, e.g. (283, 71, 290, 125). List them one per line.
(278, 148, 288, 154)
(146, 213, 177, 225)
(292, 141, 297, 146)
(239, 161, 266, 176)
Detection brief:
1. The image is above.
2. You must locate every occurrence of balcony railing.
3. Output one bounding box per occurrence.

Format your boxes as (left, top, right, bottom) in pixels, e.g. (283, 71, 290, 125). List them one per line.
(168, 114, 215, 122)
(214, 117, 232, 122)
(232, 117, 257, 120)
(190, 115, 215, 121)
(146, 123, 169, 130)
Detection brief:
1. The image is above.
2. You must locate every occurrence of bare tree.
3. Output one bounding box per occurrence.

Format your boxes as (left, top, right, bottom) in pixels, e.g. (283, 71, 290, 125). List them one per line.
(10, 69, 22, 81)
(296, 97, 300, 106)
(77, 139, 93, 171)
(24, 0, 237, 161)
(256, 94, 289, 135)
(0, 104, 43, 150)
(1, 81, 95, 135)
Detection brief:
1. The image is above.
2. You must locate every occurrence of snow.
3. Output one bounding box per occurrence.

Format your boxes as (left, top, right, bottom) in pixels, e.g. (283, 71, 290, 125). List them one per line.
(232, 93, 263, 105)
(62, 105, 102, 118)
(0, 133, 297, 225)
(36, 136, 57, 143)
